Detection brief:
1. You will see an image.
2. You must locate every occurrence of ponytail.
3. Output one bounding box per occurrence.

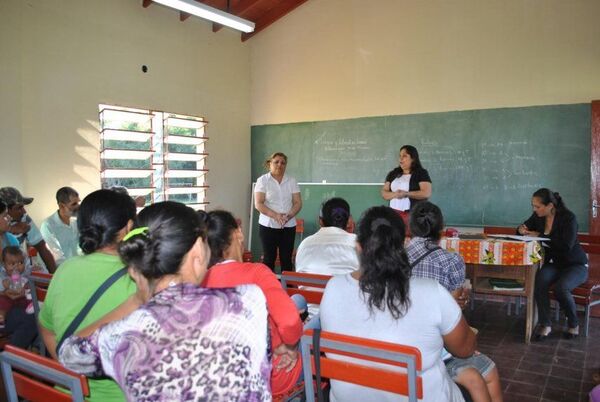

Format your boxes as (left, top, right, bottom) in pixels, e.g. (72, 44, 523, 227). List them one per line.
(409, 201, 444, 242)
(357, 206, 411, 319)
(533, 188, 567, 213)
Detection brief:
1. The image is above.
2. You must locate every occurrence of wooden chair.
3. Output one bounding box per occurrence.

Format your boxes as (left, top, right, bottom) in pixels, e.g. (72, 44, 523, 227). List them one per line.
(280, 272, 331, 305)
(0, 344, 90, 402)
(300, 329, 424, 402)
(551, 237, 600, 336)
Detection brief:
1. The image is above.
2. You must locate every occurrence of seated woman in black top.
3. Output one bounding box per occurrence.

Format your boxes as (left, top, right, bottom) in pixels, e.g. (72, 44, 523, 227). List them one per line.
(518, 188, 588, 340)
(381, 145, 432, 228)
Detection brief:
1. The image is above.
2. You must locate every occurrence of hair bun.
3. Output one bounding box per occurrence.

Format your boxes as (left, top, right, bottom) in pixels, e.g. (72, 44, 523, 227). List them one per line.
(118, 233, 151, 269)
(79, 224, 104, 254)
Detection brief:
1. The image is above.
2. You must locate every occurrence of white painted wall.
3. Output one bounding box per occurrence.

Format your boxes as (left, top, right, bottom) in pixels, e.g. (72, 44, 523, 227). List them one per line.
(249, 0, 600, 125)
(0, 0, 252, 226)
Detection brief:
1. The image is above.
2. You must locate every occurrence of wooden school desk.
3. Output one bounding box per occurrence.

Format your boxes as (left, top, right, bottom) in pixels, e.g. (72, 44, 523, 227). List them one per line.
(440, 237, 542, 344)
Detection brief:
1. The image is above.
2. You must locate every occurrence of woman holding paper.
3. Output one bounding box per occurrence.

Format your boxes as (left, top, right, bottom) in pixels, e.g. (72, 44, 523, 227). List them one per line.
(518, 188, 588, 340)
(254, 152, 302, 272)
(381, 145, 432, 228)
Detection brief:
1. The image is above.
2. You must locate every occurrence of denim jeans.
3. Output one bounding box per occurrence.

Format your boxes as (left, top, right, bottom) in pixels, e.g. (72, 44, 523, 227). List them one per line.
(534, 262, 588, 328)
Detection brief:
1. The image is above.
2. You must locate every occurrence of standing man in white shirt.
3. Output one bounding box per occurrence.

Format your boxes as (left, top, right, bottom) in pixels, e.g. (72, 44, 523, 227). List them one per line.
(254, 152, 302, 272)
(40, 187, 81, 266)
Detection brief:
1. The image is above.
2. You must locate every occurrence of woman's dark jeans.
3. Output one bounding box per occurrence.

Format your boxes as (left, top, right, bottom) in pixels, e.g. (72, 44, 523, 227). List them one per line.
(534, 262, 588, 328)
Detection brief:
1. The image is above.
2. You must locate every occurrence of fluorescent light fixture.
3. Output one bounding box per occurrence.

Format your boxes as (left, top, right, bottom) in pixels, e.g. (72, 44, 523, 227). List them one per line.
(152, 0, 255, 33)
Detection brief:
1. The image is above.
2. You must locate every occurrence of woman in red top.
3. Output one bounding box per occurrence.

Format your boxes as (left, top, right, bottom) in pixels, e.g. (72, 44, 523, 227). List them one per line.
(201, 210, 303, 396)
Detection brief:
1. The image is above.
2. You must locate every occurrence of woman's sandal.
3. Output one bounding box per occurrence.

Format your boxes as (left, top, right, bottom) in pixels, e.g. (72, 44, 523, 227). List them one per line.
(563, 326, 579, 340)
(533, 325, 552, 341)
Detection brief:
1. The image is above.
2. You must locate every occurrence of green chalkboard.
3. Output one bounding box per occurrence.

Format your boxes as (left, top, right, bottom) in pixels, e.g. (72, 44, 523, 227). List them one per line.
(251, 104, 591, 236)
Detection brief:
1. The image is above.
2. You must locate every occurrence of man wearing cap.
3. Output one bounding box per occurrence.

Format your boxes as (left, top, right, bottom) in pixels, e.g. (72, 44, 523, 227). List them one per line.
(0, 187, 57, 273)
(40, 187, 81, 266)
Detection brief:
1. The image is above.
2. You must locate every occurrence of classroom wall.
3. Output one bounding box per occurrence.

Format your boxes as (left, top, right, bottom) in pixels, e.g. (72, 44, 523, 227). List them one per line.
(0, 1, 24, 190)
(0, 0, 252, 226)
(249, 0, 600, 125)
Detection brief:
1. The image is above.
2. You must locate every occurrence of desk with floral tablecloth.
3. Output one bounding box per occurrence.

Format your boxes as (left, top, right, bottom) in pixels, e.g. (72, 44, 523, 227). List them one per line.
(440, 238, 542, 343)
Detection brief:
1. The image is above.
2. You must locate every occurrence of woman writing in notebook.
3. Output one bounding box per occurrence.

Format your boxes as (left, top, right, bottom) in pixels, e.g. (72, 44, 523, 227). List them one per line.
(518, 188, 588, 340)
(381, 145, 432, 228)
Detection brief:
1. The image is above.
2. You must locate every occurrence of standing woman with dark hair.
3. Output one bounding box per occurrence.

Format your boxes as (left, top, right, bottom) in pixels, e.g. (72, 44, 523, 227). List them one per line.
(381, 145, 432, 228)
(59, 202, 271, 401)
(254, 152, 302, 272)
(320, 206, 476, 402)
(518, 188, 588, 340)
(39, 189, 137, 402)
(201, 210, 303, 397)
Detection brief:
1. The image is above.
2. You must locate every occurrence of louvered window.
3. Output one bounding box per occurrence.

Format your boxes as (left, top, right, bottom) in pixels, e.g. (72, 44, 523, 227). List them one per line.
(99, 104, 208, 209)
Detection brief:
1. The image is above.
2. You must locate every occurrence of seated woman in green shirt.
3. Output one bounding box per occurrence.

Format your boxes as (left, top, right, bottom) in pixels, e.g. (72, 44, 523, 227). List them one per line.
(39, 189, 137, 402)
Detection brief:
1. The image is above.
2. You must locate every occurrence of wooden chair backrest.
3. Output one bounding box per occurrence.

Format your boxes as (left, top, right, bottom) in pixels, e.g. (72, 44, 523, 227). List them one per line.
(280, 271, 331, 289)
(0, 345, 90, 402)
(581, 243, 600, 256)
(577, 234, 600, 246)
(281, 272, 331, 305)
(296, 218, 305, 234)
(301, 330, 423, 402)
(28, 272, 52, 314)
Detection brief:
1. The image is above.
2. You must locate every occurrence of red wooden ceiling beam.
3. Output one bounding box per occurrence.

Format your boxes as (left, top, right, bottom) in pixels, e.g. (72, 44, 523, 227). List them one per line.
(180, 11, 191, 21)
(142, 0, 153, 8)
(212, 0, 262, 32)
(241, 0, 308, 41)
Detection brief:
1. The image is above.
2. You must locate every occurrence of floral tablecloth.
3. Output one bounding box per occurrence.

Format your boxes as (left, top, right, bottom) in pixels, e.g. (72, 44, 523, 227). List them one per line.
(439, 238, 542, 265)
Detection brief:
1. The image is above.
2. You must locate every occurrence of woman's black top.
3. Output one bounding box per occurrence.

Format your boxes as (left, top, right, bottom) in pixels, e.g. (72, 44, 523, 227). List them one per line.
(384, 167, 432, 207)
(521, 209, 588, 266)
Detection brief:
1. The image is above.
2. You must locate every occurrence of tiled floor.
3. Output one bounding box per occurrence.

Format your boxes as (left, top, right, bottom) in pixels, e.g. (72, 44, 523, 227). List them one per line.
(465, 300, 599, 402)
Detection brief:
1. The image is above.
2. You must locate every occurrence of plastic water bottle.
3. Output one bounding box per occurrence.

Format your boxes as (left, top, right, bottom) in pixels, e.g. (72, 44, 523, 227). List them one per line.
(10, 272, 23, 291)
